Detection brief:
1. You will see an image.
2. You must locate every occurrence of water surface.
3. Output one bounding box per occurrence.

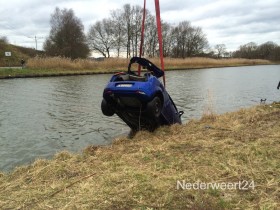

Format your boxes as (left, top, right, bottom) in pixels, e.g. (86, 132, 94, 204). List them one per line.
(0, 65, 279, 171)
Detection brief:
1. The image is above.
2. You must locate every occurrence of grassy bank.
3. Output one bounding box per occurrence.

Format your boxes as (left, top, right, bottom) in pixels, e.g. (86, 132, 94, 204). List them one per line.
(0, 103, 279, 209)
(0, 57, 274, 79)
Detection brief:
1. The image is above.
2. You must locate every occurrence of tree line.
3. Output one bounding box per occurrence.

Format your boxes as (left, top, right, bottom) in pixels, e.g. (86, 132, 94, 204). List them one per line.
(43, 5, 208, 59)
(232, 41, 280, 61)
(87, 4, 208, 58)
(42, 5, 279, 61)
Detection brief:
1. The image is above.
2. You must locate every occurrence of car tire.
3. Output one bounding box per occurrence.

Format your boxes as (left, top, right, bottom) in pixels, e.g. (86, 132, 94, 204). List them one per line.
(101, 99, 115, 116)
(147, 96, 162, 118)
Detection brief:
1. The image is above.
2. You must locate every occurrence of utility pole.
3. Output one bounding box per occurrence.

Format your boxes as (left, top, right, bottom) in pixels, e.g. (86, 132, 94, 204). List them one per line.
(27, 36, 44, 50)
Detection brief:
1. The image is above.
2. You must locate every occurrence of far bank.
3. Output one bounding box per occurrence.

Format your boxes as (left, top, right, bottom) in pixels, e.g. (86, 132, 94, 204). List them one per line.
(0, 57, 276, 79)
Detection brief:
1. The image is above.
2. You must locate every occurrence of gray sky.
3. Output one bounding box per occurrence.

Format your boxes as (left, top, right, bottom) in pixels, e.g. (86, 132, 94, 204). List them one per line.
(1, 0, 279, 52)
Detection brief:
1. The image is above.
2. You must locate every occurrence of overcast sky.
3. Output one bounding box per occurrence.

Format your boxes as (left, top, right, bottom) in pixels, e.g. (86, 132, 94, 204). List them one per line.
(1, 0, 279, 53)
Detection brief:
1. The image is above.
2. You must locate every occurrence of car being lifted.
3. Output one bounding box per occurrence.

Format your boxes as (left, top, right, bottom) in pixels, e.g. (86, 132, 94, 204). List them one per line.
(101, 56, 183, 133)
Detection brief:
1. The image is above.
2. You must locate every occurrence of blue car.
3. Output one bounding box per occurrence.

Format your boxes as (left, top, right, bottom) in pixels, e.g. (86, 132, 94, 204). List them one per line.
(101, 57, 183, 133)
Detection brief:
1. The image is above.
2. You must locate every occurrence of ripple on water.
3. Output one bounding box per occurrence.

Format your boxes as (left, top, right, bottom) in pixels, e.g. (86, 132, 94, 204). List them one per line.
(0, 66, 279, 171)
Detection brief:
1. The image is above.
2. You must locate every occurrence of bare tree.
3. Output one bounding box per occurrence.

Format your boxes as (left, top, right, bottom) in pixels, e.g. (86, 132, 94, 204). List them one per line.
(131, 5, 143, 56)
(234, 42, 257, 59)
(122, 4, 133, 58)
(171, 21, 208, 58)
(111, 9, 126, 57)
(188, 27, 208, 56)
(121, 4, 143, 57)
(172, 21, 189, 58)
(215, 44, 226, 58)
(143, 12, 157, 57)
(44, 7, 89, 59)
(233, 41, 280, 61)
(86, 3, 209, 59)
(87, 18, 116, 58)
(88, 3, 144, 58)
(258, 41, 278, 60)
(162, 22, 173, 57)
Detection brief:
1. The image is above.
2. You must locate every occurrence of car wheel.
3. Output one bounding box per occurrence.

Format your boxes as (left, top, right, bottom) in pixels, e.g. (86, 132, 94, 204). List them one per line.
(147, 96, 162, 118)
(101, 99, 115, 116)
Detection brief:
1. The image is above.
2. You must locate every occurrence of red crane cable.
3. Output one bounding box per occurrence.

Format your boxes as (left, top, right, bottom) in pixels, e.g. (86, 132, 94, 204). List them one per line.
(138, 0, 146, 76)
(154, 0, 166, 87)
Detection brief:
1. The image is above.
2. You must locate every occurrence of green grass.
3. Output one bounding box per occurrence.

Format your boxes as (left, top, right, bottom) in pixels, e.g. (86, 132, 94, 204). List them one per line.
(0, 102, 279, 209)
(0, 42, 40, 67)
(0, 67, 118, 79)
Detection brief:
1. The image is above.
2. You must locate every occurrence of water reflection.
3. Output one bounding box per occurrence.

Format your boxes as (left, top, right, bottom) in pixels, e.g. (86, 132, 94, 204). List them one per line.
(0, 65, 279, 171)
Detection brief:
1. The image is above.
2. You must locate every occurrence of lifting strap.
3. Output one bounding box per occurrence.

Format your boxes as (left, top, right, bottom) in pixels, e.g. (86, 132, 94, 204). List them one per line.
(138, 0, 166, 87)
(154, 0, 166, 87)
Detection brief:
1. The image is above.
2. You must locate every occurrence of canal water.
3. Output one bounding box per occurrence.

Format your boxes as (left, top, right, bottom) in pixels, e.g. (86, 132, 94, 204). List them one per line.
(0, 65, 279, 171)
